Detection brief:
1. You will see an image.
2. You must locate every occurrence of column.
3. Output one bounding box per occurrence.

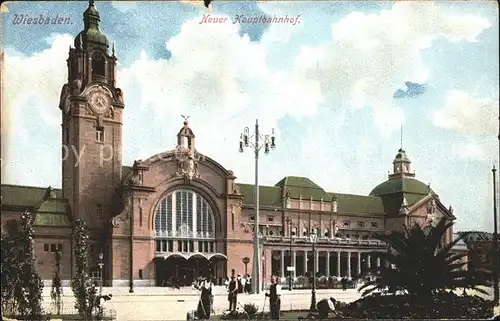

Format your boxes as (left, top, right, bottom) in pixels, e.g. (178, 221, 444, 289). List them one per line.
(280, 250, 285, 279)
(376, 257, 381, 267)
(336, 251, 341, 277)
(292, 251, 297, 279)
(303, 250, 308, 274)
(314, 250, 319, 273)
(357, 252, 362, 275)
(367, 255, 371, 269)
(347, 252, 351, 278)
(325, 252, 330, 277)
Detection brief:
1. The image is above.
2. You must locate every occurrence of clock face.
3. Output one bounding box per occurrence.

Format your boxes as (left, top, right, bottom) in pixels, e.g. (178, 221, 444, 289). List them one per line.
(88, 90, 110, 114)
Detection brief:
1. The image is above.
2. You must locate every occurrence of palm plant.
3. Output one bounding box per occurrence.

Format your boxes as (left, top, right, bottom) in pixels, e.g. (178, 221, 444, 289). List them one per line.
(359, 218, 491, 300)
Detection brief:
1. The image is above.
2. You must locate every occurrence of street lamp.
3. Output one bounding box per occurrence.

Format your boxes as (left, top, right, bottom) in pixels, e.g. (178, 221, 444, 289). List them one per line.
(98, 251, 104, 296)
(492, 166, 499, 303)
(309, 231, 318, 311)
(239, 119, 276, 294)
(285, 217, 294, 291)
(242, 257, 250, 276)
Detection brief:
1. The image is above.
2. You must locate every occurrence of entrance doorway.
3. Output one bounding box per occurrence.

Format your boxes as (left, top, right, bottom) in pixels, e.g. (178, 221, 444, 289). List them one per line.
(156, 254, 220, 286)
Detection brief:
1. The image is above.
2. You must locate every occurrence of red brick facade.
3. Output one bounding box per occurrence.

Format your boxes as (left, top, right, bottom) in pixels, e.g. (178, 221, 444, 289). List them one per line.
(0, 2, 458, 288)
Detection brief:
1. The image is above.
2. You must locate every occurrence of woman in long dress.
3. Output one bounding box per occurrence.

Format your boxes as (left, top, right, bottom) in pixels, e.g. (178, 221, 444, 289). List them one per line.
(196, 279, 213, 320)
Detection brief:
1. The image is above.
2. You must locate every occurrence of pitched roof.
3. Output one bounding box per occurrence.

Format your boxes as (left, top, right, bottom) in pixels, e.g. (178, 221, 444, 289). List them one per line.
(1, 184, 63, 207)
(237, 176, 386, 214)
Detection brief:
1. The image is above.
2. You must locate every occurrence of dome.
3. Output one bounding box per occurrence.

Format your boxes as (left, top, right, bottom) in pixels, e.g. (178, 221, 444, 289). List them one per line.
(74, 1, 109, 49)
(370, 177, 434, 196)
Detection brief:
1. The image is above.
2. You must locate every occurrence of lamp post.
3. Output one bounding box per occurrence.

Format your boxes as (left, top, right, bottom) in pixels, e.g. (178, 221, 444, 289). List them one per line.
(309, 231, 317, 311)
(98, 251, 104, 296)
(285, 217, 294, 291)
(492, 166, 499, 303)
(239, 119, 276, 294)
(242, 257, 250, 276)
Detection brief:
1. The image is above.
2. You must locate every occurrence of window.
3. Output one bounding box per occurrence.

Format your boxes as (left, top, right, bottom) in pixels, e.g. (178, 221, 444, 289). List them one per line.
(291, 227, 296, 236)
(371, 222, 379, 228)
(268, 216, 274, 222)
(343, 221, 350, 227)
(97, 204, 102, 217)
(324, 229, 329, 237)
(96, 128, 104, 143)
(302, 228, 308, 237)
(250, 216, 255, 221)
(358, 221, 365, 228)
(139, 269, 143, 279)
(44, 244, 49, 252)
(58, 244, 63, 252)
(91, 51, 105, 77)
(50, 244, 57, 252)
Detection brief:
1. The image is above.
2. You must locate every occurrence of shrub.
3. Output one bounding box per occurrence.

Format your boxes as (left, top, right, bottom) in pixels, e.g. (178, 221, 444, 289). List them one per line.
(338, 292, 494, 319)
(243, 303, 259, 317)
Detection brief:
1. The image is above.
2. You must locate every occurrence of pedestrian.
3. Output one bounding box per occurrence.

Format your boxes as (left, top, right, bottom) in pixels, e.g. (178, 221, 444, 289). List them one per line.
(341, 277, 347, 291)
(227, 275, 238, 311)
(265, 276, 282, 320)
(196, 278, 213, 320)
(245, 274, 252, 293)
(237, 274, 243, 293)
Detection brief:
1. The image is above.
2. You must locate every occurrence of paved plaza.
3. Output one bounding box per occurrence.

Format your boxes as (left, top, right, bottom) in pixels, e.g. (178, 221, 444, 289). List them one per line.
(41, 286, 362, 320)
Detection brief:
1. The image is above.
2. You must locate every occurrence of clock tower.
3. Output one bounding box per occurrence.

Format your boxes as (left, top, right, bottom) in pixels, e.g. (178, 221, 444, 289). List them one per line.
(59, 0, 123, 232)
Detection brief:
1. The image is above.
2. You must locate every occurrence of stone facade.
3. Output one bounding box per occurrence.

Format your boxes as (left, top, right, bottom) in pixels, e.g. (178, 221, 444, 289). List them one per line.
(1, 1, 459, 288)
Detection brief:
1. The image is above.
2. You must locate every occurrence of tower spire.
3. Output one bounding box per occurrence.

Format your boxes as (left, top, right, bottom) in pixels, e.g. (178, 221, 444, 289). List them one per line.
(400, 123, 403, 150)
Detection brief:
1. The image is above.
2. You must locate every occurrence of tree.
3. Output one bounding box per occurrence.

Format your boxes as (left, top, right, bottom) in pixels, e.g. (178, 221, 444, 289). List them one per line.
(71, 219, 100, 319)
(1, 212, 44, 318)
(359, 218, 490, 300)
(51, 250, 63, 315)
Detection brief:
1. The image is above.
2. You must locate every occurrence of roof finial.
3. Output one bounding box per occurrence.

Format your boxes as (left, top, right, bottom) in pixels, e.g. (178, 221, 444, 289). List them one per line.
(112, 42, 115, 56)
(89, 0, 95, 7)
(181, 115, 190, 126)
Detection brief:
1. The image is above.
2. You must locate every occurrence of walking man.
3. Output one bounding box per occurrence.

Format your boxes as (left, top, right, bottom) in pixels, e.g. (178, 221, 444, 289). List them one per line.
(228, 274, 238, 311)
(265, 276, 282, 320)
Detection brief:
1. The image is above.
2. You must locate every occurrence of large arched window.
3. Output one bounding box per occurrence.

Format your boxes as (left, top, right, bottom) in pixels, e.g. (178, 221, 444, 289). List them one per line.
(154, 189, 215, 254)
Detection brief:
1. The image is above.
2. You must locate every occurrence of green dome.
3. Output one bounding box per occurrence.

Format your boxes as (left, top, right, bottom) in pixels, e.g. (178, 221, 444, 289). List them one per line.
(74, 1, 109, 49)
(370, 177, 433, 196)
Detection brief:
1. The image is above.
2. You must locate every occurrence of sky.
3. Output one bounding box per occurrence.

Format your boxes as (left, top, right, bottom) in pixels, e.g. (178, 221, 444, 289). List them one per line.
(1, 1, 499, 232)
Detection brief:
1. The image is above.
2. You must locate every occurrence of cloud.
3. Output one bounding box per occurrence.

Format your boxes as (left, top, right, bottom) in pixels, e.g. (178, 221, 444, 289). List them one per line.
(433, 90, 498, 137)
(4, 33, 73, 135)
(110, 2, 138, 13)
(456, 142, 486, 160)
(393, 82, 427, 99)
(292, 2, 490, 135)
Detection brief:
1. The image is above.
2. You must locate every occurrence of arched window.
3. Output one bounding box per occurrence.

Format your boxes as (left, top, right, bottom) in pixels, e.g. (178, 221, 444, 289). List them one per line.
(154, 189, 215, 239)
(91, 51, 105, 77)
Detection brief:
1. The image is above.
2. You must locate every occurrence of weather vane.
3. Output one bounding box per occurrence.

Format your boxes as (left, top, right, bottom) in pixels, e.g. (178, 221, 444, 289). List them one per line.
(181, 115, 190, 125)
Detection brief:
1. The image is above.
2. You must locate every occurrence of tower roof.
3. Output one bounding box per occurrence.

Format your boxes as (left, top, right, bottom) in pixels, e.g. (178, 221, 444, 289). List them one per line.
(393, 148, 411, 163)
(74, 1, 109, 49)
(177, 119, 195, 138)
